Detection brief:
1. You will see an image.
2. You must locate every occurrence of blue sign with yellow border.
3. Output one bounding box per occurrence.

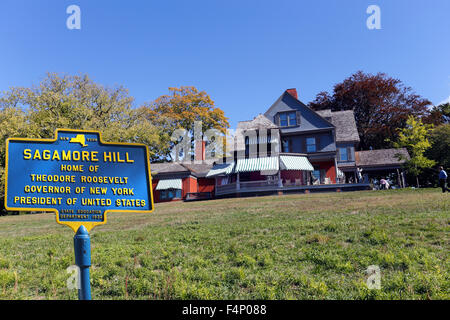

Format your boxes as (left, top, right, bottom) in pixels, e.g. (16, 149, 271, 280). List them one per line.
(4, 129, 154, 232)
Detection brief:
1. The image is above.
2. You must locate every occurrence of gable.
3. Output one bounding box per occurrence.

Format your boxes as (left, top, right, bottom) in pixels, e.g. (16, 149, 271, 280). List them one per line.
(264, 92, 334, 132)
(317, 109, 360, 143)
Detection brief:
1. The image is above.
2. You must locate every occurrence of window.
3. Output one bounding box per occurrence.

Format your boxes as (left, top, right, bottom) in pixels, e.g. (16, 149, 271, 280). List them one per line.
(280, 113, 288, 126)
(245, 136, 249, 157)
(288, 112, 297, 126)
(338, 147, 354, 161)
(339, 147, 348, 161)
(312, 167, 325, 184)
(278, 111, 298, 127)
(312, 170, 321, 182)
(282, 138, 290, 153)
(160, 189, 182, 200)
(306, 137, 316, 153)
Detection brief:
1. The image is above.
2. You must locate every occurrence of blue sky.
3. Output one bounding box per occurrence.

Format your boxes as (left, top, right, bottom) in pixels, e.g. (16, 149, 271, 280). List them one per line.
(1, 0, 449, 128)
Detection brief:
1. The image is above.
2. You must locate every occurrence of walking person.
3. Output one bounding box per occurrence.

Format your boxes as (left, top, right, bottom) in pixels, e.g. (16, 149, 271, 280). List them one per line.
(439, 166, 450, 193)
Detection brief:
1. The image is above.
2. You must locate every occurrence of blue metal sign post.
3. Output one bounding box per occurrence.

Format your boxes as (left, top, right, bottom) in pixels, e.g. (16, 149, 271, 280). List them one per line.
(74, 225, 92, 300)
(4, 129, 154, 300)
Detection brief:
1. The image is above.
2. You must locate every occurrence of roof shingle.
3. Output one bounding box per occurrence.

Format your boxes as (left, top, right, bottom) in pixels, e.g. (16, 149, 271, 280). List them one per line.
(316, 109, 360, 143)
(355, 148, 410, 167)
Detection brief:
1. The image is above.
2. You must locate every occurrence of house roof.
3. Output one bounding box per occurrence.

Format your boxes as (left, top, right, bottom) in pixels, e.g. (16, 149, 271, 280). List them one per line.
(316, 109, 360, 143)
(355, 148, 410, 167)
(151, 162, 189, 175)
(264, 91, 335, 131)
(231, 114, 280, 153)
(180, 162, 214, 178)
(150, 161, 214, 178)
(237, 114, 278, 131)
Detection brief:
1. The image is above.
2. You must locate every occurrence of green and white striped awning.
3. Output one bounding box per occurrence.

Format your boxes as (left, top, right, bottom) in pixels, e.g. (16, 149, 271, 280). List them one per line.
(235, 157, 279, 173)
(280, 156, 314, 171)
(155, 179, 182, 190)
(205, 162, 235, 177)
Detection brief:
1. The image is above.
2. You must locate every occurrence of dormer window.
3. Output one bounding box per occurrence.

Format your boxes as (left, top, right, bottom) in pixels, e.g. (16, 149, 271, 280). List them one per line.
(276, 111, 299, 127)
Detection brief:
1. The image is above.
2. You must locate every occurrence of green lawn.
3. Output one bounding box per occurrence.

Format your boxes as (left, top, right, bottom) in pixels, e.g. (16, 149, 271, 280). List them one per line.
(0, 188, 448, 300)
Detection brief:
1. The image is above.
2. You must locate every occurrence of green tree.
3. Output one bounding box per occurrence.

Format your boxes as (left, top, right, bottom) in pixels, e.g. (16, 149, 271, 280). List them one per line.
(393, 116, 436, 187)
(424, 103, 450, 126)
(426, 124, 450, 169)
(140, 86, 229, 161)
(0, 73, 164, 212)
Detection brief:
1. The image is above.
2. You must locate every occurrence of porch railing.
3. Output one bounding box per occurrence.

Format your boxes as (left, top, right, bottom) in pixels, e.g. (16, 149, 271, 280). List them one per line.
(239, 180, 279, 189)
(216, 180, 280, 195)
(215, 178, 369, 196)
(215, 182, 237, 195)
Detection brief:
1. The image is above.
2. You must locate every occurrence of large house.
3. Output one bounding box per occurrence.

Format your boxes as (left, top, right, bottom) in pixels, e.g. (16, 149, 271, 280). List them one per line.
(151, 88, 410, 202)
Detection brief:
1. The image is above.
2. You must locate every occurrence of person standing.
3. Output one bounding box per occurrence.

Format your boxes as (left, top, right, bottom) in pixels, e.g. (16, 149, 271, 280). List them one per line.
(439, 166, 450, 193)
(357, 168, 363, 183)
(380, 178, 387, 190)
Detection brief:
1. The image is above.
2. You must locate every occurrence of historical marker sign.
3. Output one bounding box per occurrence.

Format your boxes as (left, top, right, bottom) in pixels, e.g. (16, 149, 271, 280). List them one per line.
(4, 129, 154, 232)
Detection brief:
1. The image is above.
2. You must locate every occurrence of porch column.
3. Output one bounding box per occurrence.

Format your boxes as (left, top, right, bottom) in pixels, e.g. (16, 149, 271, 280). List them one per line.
(397, 169, 402, 188)
(334, 157, 338, 184)
(401, 170, 406, 188)
(278, 170, 283, 187)
(236, 172, 240, 191)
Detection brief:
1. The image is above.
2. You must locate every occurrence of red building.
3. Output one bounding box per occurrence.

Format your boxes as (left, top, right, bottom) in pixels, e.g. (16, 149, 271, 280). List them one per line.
(151, 142, 215, 203)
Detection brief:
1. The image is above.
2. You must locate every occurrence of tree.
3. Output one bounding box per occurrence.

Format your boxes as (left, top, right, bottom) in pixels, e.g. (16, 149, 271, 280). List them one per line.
(0, 73, 164, 212)
(424, 103, 450, 126)
(393, 116, 436, 187)
(309, 71, 431, 150)
(426, 124, 450, 170)
(140, 86, 229, 161)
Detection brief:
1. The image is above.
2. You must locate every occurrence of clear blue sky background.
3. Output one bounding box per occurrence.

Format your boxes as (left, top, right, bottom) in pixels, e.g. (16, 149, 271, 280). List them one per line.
(1, 0, 449, 128)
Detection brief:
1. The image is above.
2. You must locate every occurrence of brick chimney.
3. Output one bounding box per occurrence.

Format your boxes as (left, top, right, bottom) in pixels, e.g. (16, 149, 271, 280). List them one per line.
(286, 88, 298, 100)
(195, 140, 206, 161)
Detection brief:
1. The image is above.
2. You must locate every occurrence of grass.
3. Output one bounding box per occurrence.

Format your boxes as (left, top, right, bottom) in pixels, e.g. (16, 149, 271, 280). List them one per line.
(0, 188, 448, 300)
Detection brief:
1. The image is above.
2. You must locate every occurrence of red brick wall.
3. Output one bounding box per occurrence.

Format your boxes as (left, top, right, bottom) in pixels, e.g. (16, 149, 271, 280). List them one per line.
(310, 161, 336, 183)
(249, 172, 265, 181)
(198, 178, 215, 193)
(152, 177, 195, 203)
(182, 177, 197, 198)
(152, 180, 160, 203)
(326, 162, 336, 183)
(281, 171, 303, 184)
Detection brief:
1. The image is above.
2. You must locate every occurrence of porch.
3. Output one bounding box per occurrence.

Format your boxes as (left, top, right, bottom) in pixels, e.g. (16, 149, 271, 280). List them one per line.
(215, 178, 370, 196)
(208, 155, 370, 197)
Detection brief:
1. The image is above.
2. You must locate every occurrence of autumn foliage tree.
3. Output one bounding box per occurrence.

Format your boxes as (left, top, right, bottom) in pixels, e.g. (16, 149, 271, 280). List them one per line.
(140, 86, 229, 161)
(309, 71, 432, 150)
(424, 102, 450, 126)
(0, 73, 164, 212)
